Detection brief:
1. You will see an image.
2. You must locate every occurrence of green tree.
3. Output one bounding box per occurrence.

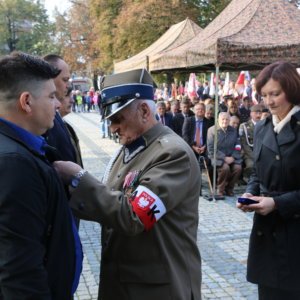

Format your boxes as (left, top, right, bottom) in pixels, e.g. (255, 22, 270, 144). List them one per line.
(53, 0, 102, 81)
(50, 0, 232, 74)
(88, 0, 231, 73)
(89, 0, 122, 72)
(0, 0, 57, 55)
(90, 0, 200, 73)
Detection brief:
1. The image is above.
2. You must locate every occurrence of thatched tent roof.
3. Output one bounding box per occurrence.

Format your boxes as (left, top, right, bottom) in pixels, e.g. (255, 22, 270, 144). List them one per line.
(114, 18, 202, 73)
(150, 0, 300, 72)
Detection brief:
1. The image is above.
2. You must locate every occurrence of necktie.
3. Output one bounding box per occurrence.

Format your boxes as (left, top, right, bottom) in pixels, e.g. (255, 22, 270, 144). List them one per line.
(195, 120, 202, 146)
(161, 115, 165, 125)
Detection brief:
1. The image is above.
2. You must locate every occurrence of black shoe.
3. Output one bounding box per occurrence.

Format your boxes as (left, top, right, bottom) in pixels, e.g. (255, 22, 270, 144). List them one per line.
(226, 191, 234, 197)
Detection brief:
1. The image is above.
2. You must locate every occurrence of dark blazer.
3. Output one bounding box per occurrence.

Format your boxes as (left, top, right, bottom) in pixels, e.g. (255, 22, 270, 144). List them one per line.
(44, 113, 83, 228)
(246, 112, 300, 290)
(44, 112, 77, 162)
(182, 116, 210, 148)
(0, 122, 75, 299)
(172, 111, 194, 137)
(172, 113, 185, 136)
(155, 112, 173, 129)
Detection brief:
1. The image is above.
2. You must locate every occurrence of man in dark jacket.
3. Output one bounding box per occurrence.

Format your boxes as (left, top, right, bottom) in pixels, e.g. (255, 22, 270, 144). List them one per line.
(172, 98, 194, 137)
(182, 102, 210, 160)
(43, 54, 79, 164)
(207, 112, 242, 196)
(43, 54, 83, 228)
(0, 52, 82, 299)
(155, 100, 173, 129)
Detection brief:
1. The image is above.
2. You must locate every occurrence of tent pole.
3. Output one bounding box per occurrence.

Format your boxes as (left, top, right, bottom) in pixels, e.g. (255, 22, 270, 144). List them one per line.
(212, 65, 220, 201)
(146, 55, 149, 71)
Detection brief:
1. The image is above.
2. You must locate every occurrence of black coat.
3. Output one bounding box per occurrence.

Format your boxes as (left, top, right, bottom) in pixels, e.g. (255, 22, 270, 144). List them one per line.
(246, 111, 300, 290)
(0, 122, 75, 299)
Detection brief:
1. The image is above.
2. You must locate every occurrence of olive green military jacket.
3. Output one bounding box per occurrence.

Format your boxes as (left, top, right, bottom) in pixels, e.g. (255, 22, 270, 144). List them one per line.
(70, 123, 202, 300)
(239, 119, 255, 160)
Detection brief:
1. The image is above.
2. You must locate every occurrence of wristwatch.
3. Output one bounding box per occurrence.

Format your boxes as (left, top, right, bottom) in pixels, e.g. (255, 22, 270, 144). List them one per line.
(70, 169, 87, 188)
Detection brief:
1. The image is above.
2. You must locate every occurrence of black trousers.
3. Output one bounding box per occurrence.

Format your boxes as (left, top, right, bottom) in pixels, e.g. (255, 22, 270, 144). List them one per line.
(258, 285, 300, 300)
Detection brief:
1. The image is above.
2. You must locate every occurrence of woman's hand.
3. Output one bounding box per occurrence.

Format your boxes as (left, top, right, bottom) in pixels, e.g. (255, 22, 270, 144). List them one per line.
(237, 193, 276, 215)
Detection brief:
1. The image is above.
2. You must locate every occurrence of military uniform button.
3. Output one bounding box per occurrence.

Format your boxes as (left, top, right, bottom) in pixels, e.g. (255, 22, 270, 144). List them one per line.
(275, 155, 280, 160)
(117, 173, 121, 178)
(78, 202, 85, 210)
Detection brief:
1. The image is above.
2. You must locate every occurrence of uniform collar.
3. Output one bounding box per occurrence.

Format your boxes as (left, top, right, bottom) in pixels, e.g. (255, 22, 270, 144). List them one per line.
(123, 123, 166, 164)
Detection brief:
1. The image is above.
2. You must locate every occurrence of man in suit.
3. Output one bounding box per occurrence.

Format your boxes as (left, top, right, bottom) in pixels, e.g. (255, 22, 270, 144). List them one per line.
(182, 102, 210, 159)
(172, 98, 194, 137)
(59, 86, 83, 167)
(0, 52, 81, 299)
(43, 54, 83, 228)
(155, 100, 173, 129)
(169, 99, 179, 117)
(43, 54, 78, 162)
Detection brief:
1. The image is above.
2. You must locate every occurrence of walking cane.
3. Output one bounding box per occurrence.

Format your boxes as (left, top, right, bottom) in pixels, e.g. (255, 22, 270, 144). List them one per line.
(200, 156, 225, 201)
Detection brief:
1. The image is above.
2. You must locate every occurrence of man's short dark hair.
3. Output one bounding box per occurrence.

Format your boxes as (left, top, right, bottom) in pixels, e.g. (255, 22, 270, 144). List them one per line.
(156, 101, 166, 108)
(181, 99, 190, 106)
(0, 51, 60, 102)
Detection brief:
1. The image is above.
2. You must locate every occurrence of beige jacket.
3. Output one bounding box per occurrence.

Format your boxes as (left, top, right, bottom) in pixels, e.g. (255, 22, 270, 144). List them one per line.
(71, 123, 202, 300)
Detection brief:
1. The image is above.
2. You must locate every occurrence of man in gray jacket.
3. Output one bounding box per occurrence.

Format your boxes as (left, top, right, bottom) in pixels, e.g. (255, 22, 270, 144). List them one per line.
(54, 69, 202, 300)
(207, 112, 242, 196)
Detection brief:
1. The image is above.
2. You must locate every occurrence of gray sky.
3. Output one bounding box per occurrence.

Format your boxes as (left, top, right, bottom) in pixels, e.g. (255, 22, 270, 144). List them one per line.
(44, 0, 70, 18)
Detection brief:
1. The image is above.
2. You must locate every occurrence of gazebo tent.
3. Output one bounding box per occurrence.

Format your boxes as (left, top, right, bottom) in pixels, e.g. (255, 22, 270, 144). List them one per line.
(150, 0, 300, 72)
(149, 0, 300, 200)
(114, 18, 202, 73)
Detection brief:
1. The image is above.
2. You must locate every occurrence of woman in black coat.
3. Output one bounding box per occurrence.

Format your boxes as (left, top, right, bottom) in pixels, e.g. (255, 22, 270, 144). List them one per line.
(237, 61, 300, 300)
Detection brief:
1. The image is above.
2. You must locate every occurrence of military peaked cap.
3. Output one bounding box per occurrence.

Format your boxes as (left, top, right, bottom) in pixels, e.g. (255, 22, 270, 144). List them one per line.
(250, 104, 263, 112)
(100, 69, 155, 119)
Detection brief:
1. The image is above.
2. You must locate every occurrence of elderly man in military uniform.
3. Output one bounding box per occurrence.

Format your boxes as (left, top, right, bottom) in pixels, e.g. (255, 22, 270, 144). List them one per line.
(54, 69, 202, 300)
(239, 104, 263, 180)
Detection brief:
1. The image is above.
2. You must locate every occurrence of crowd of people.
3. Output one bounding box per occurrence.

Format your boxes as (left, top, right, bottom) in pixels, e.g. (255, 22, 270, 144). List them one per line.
(71, 88, 101, 113)
(1, 51, 300, 300)
(152, 77, 270, 196)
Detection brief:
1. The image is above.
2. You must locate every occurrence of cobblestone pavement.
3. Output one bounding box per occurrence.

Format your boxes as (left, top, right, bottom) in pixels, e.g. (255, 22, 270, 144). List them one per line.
(66, 112, 258, 300)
